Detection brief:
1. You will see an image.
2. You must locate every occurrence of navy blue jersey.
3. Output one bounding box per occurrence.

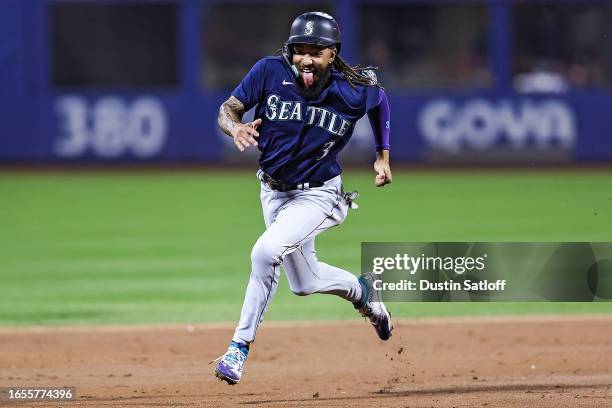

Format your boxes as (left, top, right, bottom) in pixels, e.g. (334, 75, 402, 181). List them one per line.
(231, 56, 381, 183)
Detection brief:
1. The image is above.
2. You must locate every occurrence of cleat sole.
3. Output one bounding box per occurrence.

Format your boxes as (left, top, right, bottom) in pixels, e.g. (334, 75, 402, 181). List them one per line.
(214, 368, 239, 385)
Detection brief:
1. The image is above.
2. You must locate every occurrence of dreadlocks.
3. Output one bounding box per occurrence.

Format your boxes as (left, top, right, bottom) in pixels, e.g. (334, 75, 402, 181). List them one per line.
(274, 47, 382, 89)
(332, 55, 381, 89)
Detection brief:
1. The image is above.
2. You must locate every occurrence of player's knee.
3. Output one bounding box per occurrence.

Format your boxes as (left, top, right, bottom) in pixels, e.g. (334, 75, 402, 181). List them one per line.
(251, 239, 283, 268)
(291, 289, 312, 296)
(290, 284, 316, 297)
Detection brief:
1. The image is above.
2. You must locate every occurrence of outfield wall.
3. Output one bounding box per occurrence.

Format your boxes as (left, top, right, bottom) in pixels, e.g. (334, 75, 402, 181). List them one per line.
(1, 0, 611, 164)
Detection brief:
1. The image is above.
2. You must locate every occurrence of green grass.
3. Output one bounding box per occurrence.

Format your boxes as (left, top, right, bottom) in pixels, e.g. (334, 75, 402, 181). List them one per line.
(1, 169, 611, 326)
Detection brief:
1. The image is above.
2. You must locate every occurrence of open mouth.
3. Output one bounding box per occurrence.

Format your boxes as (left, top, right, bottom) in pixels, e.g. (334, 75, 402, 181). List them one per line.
(299, 67, 317, 87)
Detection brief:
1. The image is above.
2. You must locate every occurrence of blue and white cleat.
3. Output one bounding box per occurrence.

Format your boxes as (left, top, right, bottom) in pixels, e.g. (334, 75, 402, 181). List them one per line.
(354, 272, 393, 341)
(212, 341, 249, 385)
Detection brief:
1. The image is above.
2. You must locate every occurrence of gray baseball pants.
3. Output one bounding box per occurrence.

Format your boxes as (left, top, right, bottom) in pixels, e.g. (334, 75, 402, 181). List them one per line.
(231, 173, 362, 345)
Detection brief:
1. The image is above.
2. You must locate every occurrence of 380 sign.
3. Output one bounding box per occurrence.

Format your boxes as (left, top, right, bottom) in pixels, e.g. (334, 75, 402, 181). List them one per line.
(54, 96, 168, 159)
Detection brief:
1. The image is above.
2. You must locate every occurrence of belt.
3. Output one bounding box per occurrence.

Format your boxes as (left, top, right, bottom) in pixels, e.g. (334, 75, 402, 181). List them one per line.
(258, 170, 325, 192)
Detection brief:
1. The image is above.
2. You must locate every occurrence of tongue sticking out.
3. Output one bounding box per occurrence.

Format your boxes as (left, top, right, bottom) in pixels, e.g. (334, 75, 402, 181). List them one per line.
(301, 72, 315, 87)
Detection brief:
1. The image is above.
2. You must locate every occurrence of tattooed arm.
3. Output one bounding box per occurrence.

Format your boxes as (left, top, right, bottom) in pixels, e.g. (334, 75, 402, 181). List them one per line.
(218, 96, 262, 152)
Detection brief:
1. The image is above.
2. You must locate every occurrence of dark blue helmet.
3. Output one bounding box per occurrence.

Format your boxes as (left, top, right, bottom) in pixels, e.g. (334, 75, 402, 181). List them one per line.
(286, 12, 341, 53)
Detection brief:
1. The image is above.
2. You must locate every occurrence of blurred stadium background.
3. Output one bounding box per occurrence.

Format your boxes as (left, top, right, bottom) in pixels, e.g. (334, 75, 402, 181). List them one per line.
(1, 0, 611, 325)
(3, 0, 612, 164)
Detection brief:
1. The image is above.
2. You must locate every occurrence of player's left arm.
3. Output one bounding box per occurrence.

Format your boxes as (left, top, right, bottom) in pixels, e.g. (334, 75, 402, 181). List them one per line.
(367, 88, 392, 187)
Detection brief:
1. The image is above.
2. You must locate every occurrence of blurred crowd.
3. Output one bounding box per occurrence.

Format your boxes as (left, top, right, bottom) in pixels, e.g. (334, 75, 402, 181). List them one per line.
(53, 1, 612, 92)
(203, 2, 612, 92)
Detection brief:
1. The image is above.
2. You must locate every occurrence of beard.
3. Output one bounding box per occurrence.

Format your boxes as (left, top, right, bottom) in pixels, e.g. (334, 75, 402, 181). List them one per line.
(295, 65, 332, 99)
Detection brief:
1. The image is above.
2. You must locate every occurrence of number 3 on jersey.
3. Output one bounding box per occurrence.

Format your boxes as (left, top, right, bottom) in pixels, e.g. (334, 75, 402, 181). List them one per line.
(316, 140, 336, 161)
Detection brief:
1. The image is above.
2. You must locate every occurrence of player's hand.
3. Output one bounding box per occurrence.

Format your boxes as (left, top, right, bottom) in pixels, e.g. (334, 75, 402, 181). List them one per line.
(374, 150, 392, 187)
(232, 118, 262, 152)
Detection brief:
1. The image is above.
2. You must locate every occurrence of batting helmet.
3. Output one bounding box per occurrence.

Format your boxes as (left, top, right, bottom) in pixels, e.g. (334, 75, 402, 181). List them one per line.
(286, 12, 341, 53)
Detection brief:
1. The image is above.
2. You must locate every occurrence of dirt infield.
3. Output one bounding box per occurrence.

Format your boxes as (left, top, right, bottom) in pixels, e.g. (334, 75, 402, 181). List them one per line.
(1, 316, 611, 407)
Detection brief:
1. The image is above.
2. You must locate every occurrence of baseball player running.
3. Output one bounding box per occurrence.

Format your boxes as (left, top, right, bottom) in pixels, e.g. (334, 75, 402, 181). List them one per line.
(212, 11, 393, 385)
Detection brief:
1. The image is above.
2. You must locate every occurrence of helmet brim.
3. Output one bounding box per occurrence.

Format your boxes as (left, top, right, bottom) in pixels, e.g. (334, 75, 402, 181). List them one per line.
(287, 35, 340, 49)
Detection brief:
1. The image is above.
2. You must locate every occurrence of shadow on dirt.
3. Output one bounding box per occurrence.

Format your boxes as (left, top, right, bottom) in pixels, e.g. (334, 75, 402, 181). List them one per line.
(238, 382, 609, 405)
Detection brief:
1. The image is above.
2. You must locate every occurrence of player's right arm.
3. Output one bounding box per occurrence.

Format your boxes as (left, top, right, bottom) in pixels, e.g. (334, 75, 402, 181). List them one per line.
(218, 96, 261, 152)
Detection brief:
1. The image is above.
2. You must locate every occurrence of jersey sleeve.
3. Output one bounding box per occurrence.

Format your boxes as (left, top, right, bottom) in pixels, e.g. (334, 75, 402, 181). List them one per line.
(365, 85, 382, 112)
(231, 58, 268, 111)
(366, 87, 391, 151)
